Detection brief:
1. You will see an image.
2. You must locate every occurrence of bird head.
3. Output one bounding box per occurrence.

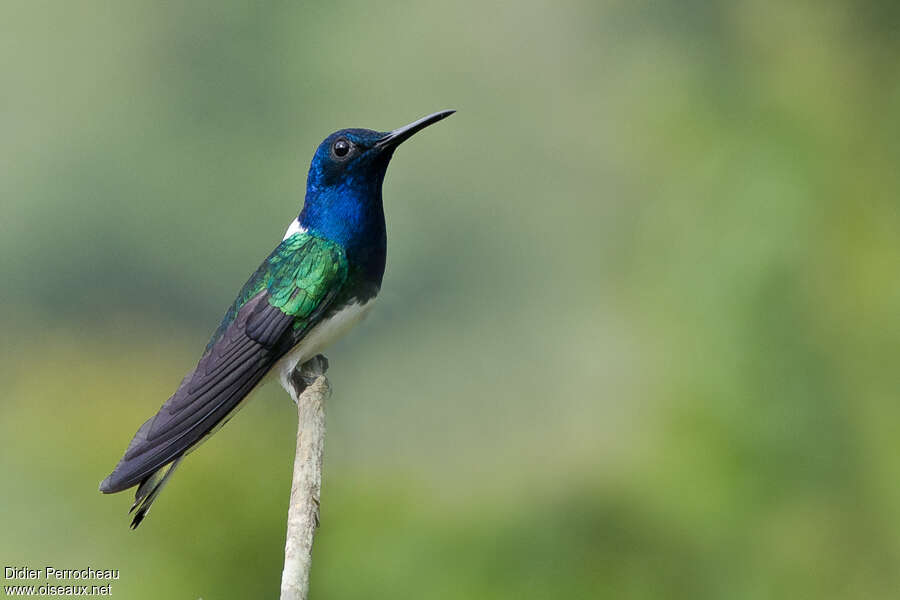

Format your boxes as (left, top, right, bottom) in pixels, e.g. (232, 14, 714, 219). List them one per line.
(300, 110, 454, 244)
(306, 110, 455, 196)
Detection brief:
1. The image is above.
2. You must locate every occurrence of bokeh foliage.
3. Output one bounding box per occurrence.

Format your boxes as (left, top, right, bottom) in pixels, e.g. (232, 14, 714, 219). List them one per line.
(2, 1, 899, 598)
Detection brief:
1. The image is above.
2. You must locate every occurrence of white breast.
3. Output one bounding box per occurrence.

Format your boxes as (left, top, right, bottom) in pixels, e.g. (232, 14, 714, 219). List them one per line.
(271, 299, 375, 399)
(283, 219, 306, 240)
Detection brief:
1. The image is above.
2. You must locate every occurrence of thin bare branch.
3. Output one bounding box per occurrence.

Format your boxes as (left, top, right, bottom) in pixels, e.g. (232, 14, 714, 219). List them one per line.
(280, 355, 330, 600)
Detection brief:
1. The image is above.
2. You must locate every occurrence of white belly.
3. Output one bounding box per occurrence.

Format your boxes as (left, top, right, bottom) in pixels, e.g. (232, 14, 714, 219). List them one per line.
(270, 298, 375, 397)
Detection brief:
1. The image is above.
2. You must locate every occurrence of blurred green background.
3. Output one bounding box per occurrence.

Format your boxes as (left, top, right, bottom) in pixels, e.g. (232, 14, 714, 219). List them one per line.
(2, 1, 899, 598)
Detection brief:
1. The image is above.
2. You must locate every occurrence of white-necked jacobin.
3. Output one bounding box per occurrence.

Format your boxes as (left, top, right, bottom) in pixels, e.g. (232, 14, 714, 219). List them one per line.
(100, 110, 455, 528)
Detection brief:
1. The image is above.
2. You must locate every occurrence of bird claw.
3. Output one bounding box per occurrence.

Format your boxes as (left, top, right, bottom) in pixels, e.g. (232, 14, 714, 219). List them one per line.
(312, 496, 321, 528)
(289, 354, 329, 397)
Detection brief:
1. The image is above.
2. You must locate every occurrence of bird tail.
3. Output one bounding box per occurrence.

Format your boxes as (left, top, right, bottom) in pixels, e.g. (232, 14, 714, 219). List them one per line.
(127, 456, 183, 529)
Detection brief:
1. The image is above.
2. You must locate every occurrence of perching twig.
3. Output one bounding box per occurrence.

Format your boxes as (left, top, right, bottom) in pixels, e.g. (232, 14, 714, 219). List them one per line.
(280, 354, 330, 600)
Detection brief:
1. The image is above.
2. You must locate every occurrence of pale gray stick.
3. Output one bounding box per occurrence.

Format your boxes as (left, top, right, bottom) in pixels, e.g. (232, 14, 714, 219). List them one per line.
(280, 355, 330, 600)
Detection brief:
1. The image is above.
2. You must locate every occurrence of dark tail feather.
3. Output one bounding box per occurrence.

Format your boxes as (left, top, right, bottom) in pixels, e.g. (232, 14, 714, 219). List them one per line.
(129, 456, 183, 529)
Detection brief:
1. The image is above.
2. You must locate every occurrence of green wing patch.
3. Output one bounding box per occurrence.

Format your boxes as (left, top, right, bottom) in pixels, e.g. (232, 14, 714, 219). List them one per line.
(206, 232, 347, 351)
(265, 233, 348, 319)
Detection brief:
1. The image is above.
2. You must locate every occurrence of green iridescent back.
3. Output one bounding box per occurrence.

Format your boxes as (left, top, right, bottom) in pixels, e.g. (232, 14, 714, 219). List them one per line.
(205, 232, 348, 352)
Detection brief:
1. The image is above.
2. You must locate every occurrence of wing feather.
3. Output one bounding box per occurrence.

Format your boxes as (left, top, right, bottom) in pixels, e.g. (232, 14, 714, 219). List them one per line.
(100, 233, 348, 494)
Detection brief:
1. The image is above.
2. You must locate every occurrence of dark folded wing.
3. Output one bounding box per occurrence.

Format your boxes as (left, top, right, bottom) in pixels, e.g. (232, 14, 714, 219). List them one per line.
(100, 293, 286, 492)
(100, 232, 348, 493)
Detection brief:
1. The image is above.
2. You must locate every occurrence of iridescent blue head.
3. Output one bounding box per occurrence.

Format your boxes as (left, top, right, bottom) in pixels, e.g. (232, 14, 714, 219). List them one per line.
(299, 110, 455, 254)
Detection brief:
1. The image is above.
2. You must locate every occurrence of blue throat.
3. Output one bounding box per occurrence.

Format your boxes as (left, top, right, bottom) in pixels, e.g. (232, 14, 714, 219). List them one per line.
(298, 148, 391, 293)
(290, 109, 456, 300)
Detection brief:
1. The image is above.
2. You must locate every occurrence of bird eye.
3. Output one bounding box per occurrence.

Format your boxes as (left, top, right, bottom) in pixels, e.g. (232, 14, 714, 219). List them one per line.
(332, 139, 351, 158)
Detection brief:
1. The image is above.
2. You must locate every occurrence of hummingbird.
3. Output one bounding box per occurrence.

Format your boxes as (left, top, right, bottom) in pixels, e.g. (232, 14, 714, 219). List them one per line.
(99, 110, 455, 528)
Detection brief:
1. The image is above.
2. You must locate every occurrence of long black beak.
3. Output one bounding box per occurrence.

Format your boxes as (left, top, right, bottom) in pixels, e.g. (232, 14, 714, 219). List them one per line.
(376, 110, 455, 150)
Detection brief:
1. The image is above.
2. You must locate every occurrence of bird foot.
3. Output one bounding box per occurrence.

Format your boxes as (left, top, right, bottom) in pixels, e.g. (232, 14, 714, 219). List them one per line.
(289, 354, 329, 398)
